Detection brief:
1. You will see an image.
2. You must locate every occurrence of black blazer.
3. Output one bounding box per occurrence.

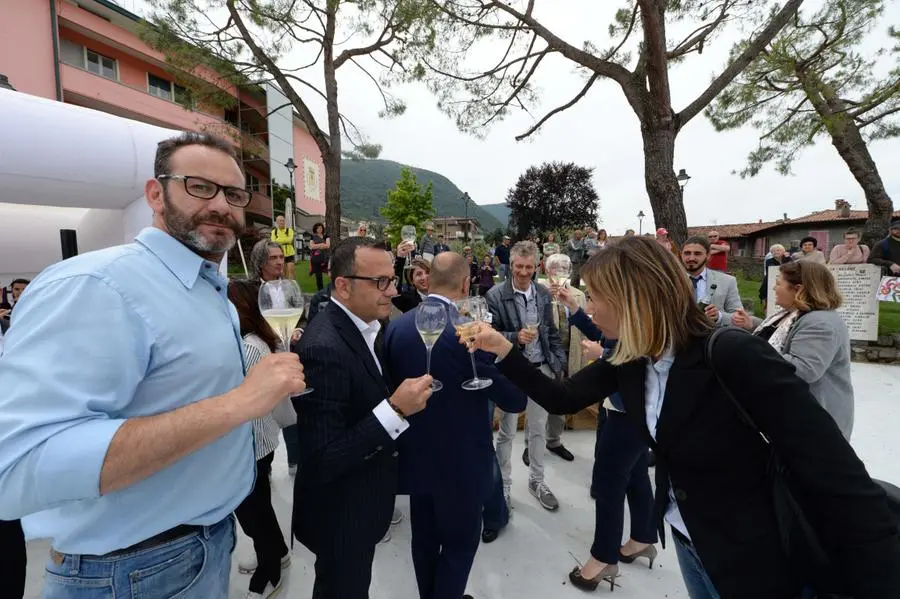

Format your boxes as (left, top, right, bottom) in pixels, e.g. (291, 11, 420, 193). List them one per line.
(383, 297, 526, 502)
(293, 302, 398, 553)
(391, 255, 423, 313)
(496, 331, 900, 599)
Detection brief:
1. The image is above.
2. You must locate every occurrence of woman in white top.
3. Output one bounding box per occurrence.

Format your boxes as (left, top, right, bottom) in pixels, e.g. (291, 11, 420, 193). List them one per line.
(228, 280, 295, 599)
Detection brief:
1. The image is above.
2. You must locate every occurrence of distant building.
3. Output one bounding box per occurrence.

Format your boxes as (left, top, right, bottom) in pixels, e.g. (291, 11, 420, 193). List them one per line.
(689, 199, 900, 257)
(0, 0, 325, 229)
(432, 216, 483, 241)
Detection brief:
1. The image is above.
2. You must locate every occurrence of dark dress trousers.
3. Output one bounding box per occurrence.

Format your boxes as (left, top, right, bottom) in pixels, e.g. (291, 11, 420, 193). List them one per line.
(294, 302, 399, 599)
(384, 297, 526, 599)
(494, 331, 900, 599)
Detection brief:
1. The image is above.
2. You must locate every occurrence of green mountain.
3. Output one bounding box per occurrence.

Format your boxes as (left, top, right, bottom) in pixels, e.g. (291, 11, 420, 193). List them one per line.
(480, 202, 510, 227)
(340, 159, 503, 231)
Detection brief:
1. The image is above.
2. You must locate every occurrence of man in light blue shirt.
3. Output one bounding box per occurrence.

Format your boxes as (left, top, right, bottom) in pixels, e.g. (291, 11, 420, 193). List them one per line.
(0, 132, 306, 598)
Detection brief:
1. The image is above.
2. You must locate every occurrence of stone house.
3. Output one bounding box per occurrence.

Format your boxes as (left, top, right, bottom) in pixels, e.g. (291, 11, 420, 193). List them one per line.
(690, 200, 900, 259)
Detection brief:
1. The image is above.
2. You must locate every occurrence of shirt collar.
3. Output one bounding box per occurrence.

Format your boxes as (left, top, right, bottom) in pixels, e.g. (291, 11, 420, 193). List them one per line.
(135, 227, 212, 289)
(689, 268, 708, 281)
(513, 282, 534, 300)
(427, 293, 455, 306)
(330, 297, 381, 338)
(652, 349, 676, 374)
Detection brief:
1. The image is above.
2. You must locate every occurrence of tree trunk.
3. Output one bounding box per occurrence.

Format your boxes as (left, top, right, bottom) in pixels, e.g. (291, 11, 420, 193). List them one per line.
(828, 122, 893, 249)
(323, 4, 343, 240)
(800, 71, 894, 249)
(641, 123, 688, 245)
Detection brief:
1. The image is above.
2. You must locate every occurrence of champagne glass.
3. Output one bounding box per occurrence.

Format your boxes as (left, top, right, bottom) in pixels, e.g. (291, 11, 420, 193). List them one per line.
(400, 225, 418, 274)
(259, 279, 313, 396)
(415, 303, 446, 392)
(524, 310, 541, 336)
(452, 297, 493, 391)
(545, 253, 572, 303)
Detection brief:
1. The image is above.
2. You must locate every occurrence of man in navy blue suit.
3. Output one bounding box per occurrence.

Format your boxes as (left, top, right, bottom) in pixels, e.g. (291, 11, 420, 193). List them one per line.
(384, 252, 527, 599)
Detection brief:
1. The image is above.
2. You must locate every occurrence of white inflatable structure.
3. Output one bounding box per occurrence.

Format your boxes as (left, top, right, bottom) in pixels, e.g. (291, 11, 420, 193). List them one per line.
(0, 88, 182, 282)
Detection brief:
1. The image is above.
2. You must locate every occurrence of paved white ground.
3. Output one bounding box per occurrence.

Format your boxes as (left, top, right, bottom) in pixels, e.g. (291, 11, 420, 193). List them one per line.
(23, 362, 900, 598)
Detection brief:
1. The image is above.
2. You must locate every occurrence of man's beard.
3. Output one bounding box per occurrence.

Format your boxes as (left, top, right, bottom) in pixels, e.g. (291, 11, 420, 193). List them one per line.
(162, 191, 242, 255)
(684, 258, 707, 275)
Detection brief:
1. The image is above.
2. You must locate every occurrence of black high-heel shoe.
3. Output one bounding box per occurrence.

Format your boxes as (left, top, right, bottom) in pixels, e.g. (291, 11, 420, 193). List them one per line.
(568, 564, 619, 592)
(618, 544, 658, 568)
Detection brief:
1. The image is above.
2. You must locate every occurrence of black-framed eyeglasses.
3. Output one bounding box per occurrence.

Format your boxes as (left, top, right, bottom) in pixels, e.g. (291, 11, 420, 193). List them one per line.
(341, 275, 399, 291)
(157, 175, 252, 208)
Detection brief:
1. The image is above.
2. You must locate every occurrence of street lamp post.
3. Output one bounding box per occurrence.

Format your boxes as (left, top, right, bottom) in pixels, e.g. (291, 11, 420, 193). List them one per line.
(284, 158, 297, 223)
(637, 210, 645, 235)
(461, 192, 471, 243)
(676, 168, 691, 195)
(285, 158, 297, 199)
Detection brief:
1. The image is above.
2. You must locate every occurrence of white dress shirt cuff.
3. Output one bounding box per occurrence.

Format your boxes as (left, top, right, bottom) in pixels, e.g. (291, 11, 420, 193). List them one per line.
(373, 400, 409, 439)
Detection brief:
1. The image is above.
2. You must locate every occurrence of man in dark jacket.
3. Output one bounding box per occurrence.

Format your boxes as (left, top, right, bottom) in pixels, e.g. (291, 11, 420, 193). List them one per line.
(485, 241, 567, 513)
(869, 220, 900, 276)
(384, 252, 526, 599)
(293, 237, 433, 598)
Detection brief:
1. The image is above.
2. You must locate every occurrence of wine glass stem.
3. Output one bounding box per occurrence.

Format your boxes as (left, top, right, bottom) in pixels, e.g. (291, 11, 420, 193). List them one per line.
(468, 350, 479, 380)
(282, 326, 291, 352)
(425, 346, 433, 377)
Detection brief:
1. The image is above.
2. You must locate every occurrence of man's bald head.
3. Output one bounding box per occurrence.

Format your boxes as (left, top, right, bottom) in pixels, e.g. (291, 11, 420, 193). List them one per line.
(428, 252, 469, 297)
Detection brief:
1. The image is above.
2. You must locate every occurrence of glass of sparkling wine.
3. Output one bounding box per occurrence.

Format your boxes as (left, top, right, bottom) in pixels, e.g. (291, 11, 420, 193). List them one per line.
(415, 302, 447, 392)
(259, 279, 313, 396)
(524, 310, 540, 336)
(453, 297, 493, 391)
(400, 224, 417, 257)
(545, 254, 572, 302)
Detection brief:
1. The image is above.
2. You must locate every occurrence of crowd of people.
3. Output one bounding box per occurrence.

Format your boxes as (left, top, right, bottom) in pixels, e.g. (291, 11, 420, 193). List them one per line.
(1, 131, 900, 599)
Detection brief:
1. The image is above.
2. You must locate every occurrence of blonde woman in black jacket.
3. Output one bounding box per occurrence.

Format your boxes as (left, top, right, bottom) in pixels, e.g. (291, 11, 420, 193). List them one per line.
(463, 236, 900, 599)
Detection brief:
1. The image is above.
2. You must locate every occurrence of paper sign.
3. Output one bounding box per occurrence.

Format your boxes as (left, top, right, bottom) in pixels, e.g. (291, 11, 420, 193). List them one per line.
(877, 277, 900, 302)
(766, 263, 880, 341)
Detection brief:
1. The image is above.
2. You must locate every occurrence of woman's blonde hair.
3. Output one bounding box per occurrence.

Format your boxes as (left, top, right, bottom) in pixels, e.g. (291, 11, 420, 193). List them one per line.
(779, 261, 842, 311)
(582, 236, 713, 364)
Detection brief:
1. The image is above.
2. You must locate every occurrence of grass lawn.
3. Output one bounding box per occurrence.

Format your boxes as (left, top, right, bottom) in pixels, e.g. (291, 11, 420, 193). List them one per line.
(734, 275, 900, 336)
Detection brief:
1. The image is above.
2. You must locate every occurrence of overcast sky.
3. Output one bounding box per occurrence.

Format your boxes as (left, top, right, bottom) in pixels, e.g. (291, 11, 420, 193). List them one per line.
(130, 0, 900, 234)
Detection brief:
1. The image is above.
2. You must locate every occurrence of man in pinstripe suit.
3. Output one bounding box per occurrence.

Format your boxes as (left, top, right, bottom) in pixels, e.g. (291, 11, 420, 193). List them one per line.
(294, 237, 434, 598)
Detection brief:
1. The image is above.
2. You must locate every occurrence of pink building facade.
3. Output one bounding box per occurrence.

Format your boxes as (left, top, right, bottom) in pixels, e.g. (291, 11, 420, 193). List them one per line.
(0, 0, 326, 227)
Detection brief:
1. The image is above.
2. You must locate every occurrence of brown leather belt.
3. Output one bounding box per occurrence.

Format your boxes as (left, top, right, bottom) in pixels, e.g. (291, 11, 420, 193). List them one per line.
(52, 524, 204, 563)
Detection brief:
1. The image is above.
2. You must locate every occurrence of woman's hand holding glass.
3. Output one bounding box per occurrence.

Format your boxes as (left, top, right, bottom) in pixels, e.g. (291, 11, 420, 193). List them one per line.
(581, 339, 604, 361)
(460, 322, 514, 361)
(731, 309, 754, 331)
(552, 283, 579, 312)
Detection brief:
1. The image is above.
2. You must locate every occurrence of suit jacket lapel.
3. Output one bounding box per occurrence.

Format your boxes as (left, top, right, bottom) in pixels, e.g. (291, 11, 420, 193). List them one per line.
(655, 336, 712, 448)
(329, 304, 390, 392)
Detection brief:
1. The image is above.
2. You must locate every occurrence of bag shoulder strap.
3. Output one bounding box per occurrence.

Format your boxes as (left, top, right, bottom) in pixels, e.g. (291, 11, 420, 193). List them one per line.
(707, 328, 831, 569)
(705, 328, 769, 442)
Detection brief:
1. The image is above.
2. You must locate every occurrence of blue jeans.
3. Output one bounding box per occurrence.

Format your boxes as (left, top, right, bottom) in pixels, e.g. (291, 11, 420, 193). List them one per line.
(482, 401, 509, 531)
(672, 529, 721, 599)
(42, 516, 235, 599)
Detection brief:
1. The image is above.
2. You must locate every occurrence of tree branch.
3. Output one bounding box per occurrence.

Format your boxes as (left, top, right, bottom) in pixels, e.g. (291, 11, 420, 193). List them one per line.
(515, 73, 599, 141)
(678, 0, 805, 127)
(225, 0, 330, 152)
(485, 0, 635, 87)
(667, 1, 729, 60)
(334, 16, 397, 69)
